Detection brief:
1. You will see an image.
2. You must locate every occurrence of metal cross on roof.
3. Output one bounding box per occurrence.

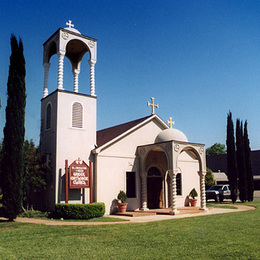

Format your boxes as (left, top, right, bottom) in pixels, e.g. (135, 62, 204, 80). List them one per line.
(147, 97, 159, 115)
(167, 117, 175, 128)
(66, 20, 74, 28)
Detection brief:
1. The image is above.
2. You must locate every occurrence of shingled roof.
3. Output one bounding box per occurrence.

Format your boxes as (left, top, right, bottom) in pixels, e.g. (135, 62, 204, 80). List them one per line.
(96, 115, 152, 147)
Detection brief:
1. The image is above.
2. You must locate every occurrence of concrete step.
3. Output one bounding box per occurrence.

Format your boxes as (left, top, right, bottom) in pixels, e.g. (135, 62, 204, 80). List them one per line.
(114, 211, 157, 217)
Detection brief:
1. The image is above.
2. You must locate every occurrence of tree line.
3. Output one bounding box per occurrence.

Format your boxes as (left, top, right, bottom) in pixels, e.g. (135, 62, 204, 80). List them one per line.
(226, 111, 254, 203)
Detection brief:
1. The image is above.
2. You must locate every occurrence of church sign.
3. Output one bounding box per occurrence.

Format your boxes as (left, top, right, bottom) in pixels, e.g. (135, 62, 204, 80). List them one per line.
(69, 159, 90, 189)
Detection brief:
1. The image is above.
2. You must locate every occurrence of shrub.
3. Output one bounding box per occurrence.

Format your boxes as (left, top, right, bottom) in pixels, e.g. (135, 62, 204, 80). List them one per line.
(0, 206, 6, 217)
(205, 168, 215, 189)
(55, 203, 105, 220)
(19, 209, 49, 218)
(189, 188, 198, 199)
(117, 190, 127, 203)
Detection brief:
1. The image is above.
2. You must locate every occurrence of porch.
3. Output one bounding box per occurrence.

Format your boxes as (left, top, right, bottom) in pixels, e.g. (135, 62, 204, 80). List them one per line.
(114, 207, 204, 217)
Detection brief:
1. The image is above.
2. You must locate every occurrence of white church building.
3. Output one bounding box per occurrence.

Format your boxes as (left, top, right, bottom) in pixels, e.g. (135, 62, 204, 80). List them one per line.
(40, 22, 207, 215)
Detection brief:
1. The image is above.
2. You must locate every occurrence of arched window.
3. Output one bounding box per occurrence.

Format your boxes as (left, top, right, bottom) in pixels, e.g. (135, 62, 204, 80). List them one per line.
(147, 167, 161, 177)
(46, 103, 52, 130)
(176, 173, 182, 195)
(72, 102, 83, 128)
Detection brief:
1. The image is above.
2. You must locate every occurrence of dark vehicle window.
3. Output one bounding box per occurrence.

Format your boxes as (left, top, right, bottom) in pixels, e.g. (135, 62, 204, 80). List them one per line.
(209, 185, 223, 190)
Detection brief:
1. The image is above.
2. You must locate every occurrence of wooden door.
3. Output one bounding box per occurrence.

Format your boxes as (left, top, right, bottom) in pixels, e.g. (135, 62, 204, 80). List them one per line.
(147, 177, 162, 209)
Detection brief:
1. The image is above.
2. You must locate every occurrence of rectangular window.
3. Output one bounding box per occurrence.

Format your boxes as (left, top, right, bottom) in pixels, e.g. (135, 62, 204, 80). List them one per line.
(126, 172, 136, 198)
(176, 173, 182, 195)
(46, 103, 51, 130)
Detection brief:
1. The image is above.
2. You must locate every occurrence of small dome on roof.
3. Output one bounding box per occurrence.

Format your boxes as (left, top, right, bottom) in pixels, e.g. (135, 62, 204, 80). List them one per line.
(65, 27, 81, 34)
(155, 128, 188, 143)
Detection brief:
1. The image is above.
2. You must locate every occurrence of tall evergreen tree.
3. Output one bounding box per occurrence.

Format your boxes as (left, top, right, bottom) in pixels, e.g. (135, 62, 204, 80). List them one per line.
(226, 111, 238, 203)
(236, 119, 247, 202)
(244, 121, 254, 201)
(1, 35, 26, 220)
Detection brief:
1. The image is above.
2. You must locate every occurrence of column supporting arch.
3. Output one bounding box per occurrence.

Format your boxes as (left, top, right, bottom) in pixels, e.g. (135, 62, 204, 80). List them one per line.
(169, 169, 179, 215)
(73, 68, 80, 93)
(57, 51, 65, 90)
(43, 62, 50, 97)
(199, 170, 208, 211)
(140, 172, 149, 211)
(89, 59, 96, 96)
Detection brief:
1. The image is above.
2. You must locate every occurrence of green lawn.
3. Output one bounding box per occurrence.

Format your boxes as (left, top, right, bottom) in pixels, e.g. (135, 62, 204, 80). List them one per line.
(0, 201, 259, 259)
(47, 216, 129, 222)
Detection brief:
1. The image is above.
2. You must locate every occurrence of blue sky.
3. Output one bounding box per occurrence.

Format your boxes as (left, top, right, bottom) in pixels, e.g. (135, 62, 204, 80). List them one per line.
(0, 0, 260, 150)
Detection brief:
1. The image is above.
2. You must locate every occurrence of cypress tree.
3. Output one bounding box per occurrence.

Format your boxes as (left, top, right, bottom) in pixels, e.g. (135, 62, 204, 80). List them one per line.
(236, 119, 247, 202)
(244, 121, 254, 201)
(1, 35, 26, 220)
(226, 111, 238, 203)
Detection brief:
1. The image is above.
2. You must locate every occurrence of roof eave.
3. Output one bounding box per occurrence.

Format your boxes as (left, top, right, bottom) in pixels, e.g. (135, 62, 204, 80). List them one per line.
(93, 114, 168, 154)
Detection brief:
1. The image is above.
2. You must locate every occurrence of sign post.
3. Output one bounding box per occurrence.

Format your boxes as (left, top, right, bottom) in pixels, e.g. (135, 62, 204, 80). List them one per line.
(89, 160, 93, 203)
(65, 160, 69, 203)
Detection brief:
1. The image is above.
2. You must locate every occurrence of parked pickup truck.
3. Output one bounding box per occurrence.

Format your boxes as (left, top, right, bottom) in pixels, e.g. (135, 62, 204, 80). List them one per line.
(206, 184, 231, 202)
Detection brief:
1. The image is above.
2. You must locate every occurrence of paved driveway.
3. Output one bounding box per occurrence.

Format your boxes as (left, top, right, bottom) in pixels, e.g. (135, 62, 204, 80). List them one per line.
(254, 190, 260, 200)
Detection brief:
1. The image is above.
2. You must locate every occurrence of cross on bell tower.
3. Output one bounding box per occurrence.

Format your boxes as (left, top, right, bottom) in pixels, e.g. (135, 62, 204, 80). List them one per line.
(66, 20, 74, 29)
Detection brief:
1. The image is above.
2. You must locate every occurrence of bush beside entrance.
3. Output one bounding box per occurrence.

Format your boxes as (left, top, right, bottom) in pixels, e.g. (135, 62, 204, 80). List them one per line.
(55, 203, 105, 220)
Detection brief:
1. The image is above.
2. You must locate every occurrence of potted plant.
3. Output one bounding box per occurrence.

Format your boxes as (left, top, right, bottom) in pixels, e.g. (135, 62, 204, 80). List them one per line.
(189, 188, 198, 207)
(117, 190, 128, 213)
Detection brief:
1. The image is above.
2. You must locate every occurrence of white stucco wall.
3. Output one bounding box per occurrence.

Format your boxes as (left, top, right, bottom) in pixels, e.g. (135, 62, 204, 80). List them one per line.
(177, 150, 201, 207)
(40, 92, 58, 208)
(95, 118, 166, 214)
(41, 90, 96, 209)
(56, 91, 96, 205)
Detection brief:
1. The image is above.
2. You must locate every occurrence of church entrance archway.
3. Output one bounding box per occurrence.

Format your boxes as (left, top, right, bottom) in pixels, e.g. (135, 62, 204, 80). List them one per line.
(147, 167, 163, 209)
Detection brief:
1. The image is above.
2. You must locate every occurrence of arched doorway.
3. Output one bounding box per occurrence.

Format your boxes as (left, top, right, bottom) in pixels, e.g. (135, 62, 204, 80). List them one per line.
(147, 167, 163, 209)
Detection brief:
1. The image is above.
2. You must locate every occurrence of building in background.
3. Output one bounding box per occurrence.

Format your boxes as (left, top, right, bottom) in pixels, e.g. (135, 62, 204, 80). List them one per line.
(207, 151, 260, 189)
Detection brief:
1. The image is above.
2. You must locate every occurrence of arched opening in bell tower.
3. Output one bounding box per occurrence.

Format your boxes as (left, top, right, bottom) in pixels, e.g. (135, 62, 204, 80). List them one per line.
(45, 40, 91, 94)
(64, 39, 91, 93)
(42, 23, 97, 98)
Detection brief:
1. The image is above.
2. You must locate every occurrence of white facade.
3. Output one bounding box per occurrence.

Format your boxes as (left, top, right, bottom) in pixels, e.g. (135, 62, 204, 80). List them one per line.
(90, 115, 206, 214)
(93, 116, 167, 213)
(40, 22, 207, 214)
(41, 91, 96, 209)
(92, 115, 207, 214)
(40, 22, 97, 210)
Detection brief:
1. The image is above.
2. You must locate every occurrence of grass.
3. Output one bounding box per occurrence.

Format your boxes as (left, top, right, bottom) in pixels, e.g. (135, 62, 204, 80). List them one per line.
(48, 216, 129, 222)
(0, 201, 259, 259)
(207, 203, 238, 209)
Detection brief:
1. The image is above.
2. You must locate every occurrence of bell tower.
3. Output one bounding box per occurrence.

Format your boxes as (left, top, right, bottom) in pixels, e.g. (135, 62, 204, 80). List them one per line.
(40, 21, 97, 210)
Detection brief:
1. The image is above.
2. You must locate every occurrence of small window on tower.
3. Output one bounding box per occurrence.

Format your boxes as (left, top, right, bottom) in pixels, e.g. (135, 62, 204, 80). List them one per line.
(72, 102, 83, 128)
(46, 103, 52, 130)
